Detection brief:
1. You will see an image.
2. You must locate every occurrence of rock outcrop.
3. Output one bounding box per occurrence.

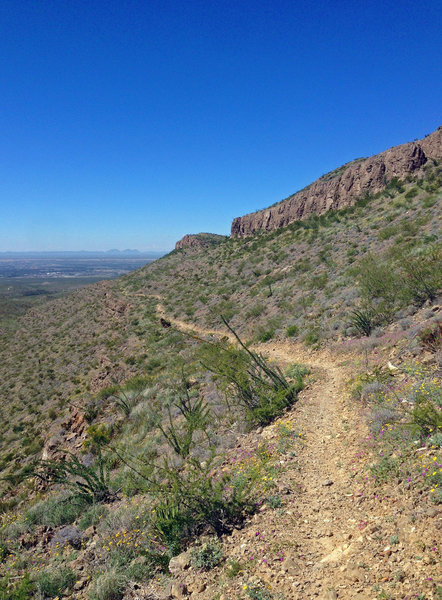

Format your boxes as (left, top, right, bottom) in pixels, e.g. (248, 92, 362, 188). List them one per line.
(231, 126, 442, 237)
(175, 233, 226, 250)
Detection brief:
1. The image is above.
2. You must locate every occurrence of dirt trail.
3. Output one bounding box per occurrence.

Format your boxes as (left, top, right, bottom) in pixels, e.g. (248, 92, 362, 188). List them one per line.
(141, 303, 440, 599)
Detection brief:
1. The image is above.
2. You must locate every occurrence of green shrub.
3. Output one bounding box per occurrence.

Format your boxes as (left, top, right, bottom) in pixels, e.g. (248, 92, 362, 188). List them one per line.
(370, 456, 401, 484)
(200, 318, 301, 426)
(286, 324, 299, 337)
(304, 329, 320, 347)
(31, 450, 115, 504)
(245, 582, 275, 600)
(157, 376, 210, 459)
(151, 453, 256, 554)
(258, 329, 274, 342)
(266, 494, 282, 508)
(417, 321, 442, 353)
(191, 538, 223, 570)
(285, 363, 309, 379)
(226, 558, 243, 578)
(88, 568, 128, 600)
(26, 493, 87, 527)
(404, 187, 418, 199)
(412, 401, 442, 436)
(36, 567, 75, 598)
(246, 304, 265, 319)
(350, 308, 375, 337)
(357, 255, 399, 307)
(78, 503, 108, 530)
(399, 245, 441, 305)
(0, 574, 35, 600)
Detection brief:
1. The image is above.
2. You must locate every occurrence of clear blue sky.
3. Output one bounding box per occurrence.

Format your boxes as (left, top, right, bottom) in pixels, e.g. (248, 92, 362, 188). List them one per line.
(1, 0, 441, 251)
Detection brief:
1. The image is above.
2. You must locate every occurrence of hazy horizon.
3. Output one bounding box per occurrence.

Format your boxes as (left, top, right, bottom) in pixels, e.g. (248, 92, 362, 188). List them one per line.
(0, 249, 169, 256)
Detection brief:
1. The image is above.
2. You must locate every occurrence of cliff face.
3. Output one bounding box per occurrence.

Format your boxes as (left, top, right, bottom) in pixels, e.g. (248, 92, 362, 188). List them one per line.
(231, 126, 442, 237)
(175, 233, 226, 250)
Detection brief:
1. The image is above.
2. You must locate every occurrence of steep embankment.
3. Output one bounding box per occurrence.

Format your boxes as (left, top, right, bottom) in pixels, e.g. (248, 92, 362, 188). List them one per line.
(231, 126, 441, 237)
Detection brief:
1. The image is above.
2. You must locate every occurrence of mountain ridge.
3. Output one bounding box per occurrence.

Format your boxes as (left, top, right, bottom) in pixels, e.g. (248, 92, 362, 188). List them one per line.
(231, 125, 442, 237)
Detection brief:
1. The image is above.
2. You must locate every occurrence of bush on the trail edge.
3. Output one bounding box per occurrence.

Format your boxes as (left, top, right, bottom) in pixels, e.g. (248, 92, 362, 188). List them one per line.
(190, 538, 223, 570)
(198, 316, 306, 426)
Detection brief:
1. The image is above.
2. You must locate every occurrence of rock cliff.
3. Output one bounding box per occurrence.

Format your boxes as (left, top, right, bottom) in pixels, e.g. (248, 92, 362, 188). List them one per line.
(175, 233, 226, 250)
(231, 126, 442, 237)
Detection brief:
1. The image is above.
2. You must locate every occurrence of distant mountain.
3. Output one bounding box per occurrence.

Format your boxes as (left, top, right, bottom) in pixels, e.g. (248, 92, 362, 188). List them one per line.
(106, 249, 140, 255)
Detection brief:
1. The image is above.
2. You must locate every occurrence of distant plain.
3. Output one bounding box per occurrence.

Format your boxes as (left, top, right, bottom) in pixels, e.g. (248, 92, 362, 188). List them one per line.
(0, 253, 162, 332)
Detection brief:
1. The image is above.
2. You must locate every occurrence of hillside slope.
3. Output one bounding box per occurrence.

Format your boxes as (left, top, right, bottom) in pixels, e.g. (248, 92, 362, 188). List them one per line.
(0, 135, 440, 600)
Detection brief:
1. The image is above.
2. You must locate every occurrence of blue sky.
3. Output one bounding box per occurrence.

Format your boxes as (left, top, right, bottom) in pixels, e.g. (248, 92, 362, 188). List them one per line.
(1, 0, 441, 251)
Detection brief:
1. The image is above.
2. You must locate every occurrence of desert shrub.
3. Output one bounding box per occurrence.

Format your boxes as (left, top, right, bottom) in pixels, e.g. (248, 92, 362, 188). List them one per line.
(157, 376, 210, 459)
(78, 503, 108, 530)
(191, 538, 223, 570)
(151, 453, 257, 555)
(88, 568, 128, 600)
(31, 450, 115, 504)
(285, 363, 309, 379)
(25, 493, 87, 527)
(399, 245, 442, 305)
(99, 376, 151, 417)
(0, 574, 34, 599)
(368, 408, 401, 435)
(304, 328, 321, 347)
(36, 567, 76, 598)
(266, 494, 282, 508)
(429, 432, 442, 448)
(370, 456, 402, 484)
(258, 329, 274, 342)
(200, 318, 301, 426)
(246, 304, 265, 319)
(310, 272, 328, 289)
(286, 324, 299, 337)
(245, 582, 275, 600)
(360, 382, 388, 402)
(349, 308, 375, 337)
(412, 401, 442, 436)
(405, 186, 419, 199)
(226, 558, 243, 578)
(356, 255, 399, 307)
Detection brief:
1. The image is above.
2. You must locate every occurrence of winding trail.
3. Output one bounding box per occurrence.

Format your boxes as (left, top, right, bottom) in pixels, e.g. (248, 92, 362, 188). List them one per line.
(139, 300, 440, 599)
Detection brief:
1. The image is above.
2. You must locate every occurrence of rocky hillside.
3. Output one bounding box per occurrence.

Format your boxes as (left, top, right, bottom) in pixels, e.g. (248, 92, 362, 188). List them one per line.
(231, 126, 441, 237)
(175, 233, 226, 250)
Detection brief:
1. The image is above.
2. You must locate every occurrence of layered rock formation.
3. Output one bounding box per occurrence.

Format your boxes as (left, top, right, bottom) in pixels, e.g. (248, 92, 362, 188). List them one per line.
(231, 126, 442, 237)
(175, 233, 226, 250)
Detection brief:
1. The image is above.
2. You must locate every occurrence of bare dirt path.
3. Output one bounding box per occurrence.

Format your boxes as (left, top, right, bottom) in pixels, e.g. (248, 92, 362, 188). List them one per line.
(141, 303, 440, 599)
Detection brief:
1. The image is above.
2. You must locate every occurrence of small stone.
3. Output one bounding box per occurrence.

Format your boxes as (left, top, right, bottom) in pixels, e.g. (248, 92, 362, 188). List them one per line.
(73, 578, 87, 591)
(83, 525, 95, 538)
(169, 551, 191, 575)
(171, 582, 188, 599)
(51, 526, 83, 549)
(322, 480, 334, 487)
